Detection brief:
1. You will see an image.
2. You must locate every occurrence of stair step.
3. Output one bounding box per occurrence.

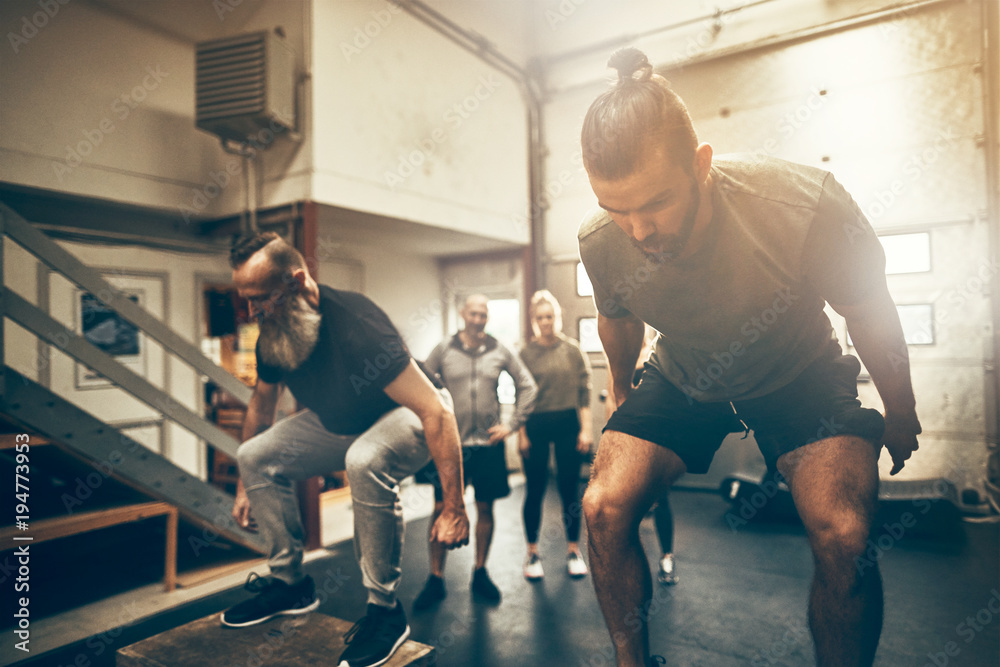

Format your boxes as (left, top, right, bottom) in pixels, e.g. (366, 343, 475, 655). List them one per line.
(117, 612, 435, 666)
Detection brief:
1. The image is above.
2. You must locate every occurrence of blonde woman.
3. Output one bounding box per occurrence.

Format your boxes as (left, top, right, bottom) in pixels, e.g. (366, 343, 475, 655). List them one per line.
(518, 290, 593, 580)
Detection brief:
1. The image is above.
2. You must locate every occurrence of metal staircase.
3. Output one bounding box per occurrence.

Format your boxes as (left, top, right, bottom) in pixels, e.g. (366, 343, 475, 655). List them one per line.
(0, 201, 267, 555)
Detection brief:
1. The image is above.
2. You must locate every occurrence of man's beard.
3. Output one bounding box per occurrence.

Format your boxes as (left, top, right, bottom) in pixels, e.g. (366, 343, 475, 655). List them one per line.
(634, 179, 700, 260)
(257, 294, 322, 372)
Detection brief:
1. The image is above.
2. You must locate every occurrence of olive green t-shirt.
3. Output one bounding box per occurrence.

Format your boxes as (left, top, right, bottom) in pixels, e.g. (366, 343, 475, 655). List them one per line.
(578, 155, 885, 402)
(519, 335, 592, 414)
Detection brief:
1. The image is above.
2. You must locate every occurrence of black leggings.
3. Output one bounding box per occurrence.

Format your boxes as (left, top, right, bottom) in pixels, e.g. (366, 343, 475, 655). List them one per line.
(522, 409, 583, 544)
(652, 491, 673, 553)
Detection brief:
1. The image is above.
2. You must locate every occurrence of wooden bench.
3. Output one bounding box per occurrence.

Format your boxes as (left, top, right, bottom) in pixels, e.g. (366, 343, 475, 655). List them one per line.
(117, 612, 435, 666)
(0, 500, 178, 592)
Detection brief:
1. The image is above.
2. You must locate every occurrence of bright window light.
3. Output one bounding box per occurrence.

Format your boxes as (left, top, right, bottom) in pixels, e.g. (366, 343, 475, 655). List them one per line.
(578, 317, 602, 352)
(577, 262, 594, 297)
(896, 304, 934, 345)
(880, 233, 930, 274)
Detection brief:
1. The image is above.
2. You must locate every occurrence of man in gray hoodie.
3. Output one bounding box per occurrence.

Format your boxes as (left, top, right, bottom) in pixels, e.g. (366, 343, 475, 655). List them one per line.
(414, 294, 537, 608)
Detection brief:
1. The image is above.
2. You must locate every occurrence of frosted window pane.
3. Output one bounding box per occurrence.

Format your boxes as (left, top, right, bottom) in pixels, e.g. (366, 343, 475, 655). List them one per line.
(880, 233, 930, 274)
(578, 317, 602, 352)
(577, 262, 594, 297)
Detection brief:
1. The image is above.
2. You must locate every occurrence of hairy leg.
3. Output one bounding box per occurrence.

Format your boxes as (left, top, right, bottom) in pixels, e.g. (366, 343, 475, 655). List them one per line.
(583, 430, 685, 667)
(474, 500, 495, 570)
(778, 436, 882, 666)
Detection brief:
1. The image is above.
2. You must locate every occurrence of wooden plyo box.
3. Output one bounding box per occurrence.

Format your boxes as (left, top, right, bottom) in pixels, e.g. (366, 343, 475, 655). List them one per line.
(117, 612, 435, 666)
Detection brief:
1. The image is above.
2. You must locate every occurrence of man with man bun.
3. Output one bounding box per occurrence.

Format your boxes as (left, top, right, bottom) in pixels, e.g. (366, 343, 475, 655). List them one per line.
(578, 47, 920, 666)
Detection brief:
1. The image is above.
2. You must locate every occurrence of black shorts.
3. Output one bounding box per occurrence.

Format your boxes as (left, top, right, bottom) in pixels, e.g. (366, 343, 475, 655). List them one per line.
(415, 442, 511, 502)
(605, 350, 885, 474)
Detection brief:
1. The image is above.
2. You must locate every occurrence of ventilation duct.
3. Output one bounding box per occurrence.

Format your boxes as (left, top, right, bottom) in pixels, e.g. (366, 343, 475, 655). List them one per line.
(195, 31, 295, 144)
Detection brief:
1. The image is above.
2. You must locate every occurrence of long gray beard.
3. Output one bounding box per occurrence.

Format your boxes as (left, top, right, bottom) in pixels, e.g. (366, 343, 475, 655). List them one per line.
(257, 294, 321, 372)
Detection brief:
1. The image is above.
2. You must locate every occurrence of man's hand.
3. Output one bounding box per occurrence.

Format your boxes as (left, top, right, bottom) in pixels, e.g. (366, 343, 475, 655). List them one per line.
(231, 482, 257, 531)
(612, 383, 632, 409)
(883, 410, 921, 475)
(430, 506, 470, 549)
(577, 431, 593, 455)
(518, 429, 531, 457)
(487, 424, 511, 445)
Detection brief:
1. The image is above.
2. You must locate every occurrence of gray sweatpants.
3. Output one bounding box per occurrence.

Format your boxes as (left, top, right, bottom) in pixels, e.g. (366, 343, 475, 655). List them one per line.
(237, 390, 450, 608)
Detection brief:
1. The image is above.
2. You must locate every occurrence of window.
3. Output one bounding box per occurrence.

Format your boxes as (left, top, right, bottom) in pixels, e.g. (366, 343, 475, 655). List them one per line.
(880, 232, 930, 275)
(577, 262, 594, 297)
(847, 303, 934, 346)
(578, 317, 602, 352)
(896, 304, 934, 345)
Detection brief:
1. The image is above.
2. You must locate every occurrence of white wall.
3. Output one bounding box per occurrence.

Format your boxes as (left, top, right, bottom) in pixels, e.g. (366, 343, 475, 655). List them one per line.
(314, 218, 444, 358)
(537, 0, 914, 261)
(310, 0, 531, 246)
(0, 0, 311, 218)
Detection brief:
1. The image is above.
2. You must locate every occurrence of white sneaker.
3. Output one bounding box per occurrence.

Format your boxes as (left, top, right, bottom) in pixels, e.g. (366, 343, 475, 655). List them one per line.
(567, 552, 588, 578)
(658, 553, 677, 586)
(523, 553, 544, 581)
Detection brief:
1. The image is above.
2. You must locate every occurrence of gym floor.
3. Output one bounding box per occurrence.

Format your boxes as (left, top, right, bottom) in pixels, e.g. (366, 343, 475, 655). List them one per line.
(14, 481, 998, 667)
(386, 485, 999, 666)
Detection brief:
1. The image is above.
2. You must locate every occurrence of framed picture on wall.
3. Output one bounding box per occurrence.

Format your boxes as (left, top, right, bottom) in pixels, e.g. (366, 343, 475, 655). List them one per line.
(75, 289, 147, 389)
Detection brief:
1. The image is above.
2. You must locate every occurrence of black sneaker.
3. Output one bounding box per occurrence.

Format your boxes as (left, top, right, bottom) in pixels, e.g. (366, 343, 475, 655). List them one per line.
(337, 602, 410, 667)
(470, 567, 501, 604)
(413, 574, 447, 611)
(649, 656, 667, 666)
(220, 573, 319, 628)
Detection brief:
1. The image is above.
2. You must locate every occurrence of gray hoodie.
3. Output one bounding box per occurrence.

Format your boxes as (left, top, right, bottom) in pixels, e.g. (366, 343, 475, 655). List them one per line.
(425, 333, 537, 446)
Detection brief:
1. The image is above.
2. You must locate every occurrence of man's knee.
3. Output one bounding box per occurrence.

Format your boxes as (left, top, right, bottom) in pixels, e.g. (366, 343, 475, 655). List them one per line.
(236, 434, 272, 474)
(475, 500, 494, 520)
(583, 481, 637, 537)
(810, 514, 872, 572)
(344, 438, 395, 479)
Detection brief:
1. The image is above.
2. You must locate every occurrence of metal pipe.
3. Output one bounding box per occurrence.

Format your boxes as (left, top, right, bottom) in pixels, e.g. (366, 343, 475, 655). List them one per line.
(397, 0, 530, 80)
(548, 0, 955, 96)
(980, 0, 1000, 478)
(219, 137, 258, 236)
(542, 0, 780, 66)
(396, 0, 547, 294)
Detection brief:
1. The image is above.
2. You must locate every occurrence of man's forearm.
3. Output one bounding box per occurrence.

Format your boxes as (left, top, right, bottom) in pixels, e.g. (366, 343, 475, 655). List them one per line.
(599, 313, 645, 399)
(424, 410, 465, 509)
(845, 294, 917, 416)
(240, 384, 279, 443)
(241, 402, 275, 442)
(578, 405, 593, 439)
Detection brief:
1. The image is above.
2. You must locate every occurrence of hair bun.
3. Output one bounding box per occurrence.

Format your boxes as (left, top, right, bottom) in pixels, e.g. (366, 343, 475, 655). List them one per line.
(608, 47, 652, 83)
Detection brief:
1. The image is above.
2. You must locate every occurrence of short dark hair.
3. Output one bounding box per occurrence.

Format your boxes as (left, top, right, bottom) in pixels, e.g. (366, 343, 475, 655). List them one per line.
(581, 47, 698, 179)
(230, 232, 281, 269)
(229, 232, 307, 286)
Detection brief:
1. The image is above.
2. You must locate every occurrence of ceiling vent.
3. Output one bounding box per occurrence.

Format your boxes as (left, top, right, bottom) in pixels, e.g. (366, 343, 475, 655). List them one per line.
(195, 31, 295, 144)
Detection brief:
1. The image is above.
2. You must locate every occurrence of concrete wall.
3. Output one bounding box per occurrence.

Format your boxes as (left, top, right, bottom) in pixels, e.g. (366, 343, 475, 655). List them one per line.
(0, 0, 312, 218)
(313, 225, 445, 359)
(310, 0, 531, 246)
(1, 0, 539, 477)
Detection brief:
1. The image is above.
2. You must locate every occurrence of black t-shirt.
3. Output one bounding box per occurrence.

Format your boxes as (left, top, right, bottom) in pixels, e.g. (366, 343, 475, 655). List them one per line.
(256, 285, 439, 435)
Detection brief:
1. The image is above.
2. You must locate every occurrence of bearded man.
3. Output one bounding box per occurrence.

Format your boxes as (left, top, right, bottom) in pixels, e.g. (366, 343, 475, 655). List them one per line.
(221, 233, 469, 667)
